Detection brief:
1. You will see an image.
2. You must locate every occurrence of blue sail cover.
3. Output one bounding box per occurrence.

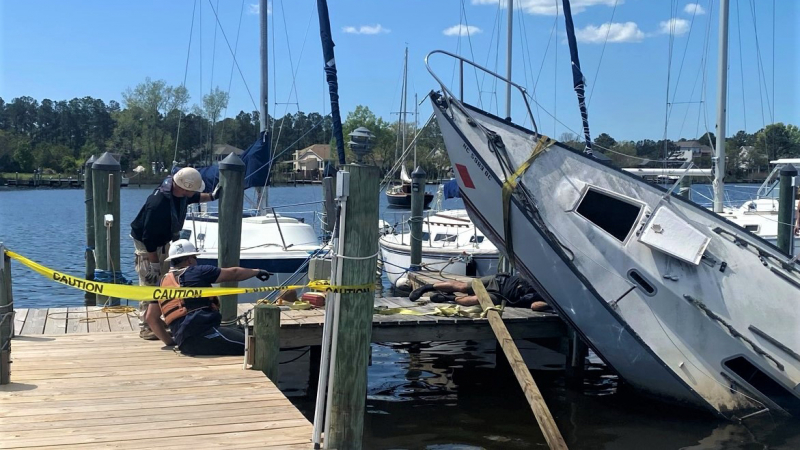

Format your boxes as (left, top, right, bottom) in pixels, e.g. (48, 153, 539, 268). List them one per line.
(317, 0, 346, 165)
(561, 0, 593, 156)
(443, 179, 461, 199)
(179, 131, 272, 193)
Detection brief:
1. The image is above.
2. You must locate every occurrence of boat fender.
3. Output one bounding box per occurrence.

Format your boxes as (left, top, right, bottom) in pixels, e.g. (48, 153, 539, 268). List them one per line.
(395, 276, 411, 289)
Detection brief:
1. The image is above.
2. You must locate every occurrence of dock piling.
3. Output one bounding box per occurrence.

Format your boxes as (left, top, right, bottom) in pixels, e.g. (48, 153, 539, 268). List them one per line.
(91, 152, 121, 306)
(0, 243, 12, 384)
(777, 164, 797, 255)
(218, 153, 246, 323)
(84, 155, 96, 306)
(324, 164, 380, 450)
(253, 304, 281, 382)
(410, 166, 426, 271)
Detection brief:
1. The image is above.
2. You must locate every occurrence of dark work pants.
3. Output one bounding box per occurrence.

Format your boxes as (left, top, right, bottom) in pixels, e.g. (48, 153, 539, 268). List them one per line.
(178, 326, 245, 356)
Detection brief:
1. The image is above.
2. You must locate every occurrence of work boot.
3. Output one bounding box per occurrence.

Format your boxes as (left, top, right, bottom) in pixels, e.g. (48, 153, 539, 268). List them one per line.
(430, 293, 456, 303)
(139, 323, 159, 340)
(409, 284, 435, 301)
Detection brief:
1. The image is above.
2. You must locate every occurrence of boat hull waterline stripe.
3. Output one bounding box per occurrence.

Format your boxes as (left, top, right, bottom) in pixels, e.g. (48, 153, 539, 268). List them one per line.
(4, 249, 374, 301)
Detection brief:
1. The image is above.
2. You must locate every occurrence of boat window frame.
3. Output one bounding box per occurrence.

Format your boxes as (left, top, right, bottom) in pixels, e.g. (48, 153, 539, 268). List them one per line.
(572, 185, 647, 244)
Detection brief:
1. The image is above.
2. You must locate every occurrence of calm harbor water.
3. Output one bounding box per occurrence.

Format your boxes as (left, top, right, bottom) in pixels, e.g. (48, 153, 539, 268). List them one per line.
(1, 183, 797, 449)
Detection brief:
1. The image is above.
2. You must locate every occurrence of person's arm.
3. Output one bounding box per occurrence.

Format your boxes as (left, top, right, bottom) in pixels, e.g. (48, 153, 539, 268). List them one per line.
(215, 267, 271, 283)
(196, 184, 222, 203)
(144, 302, 175, 346)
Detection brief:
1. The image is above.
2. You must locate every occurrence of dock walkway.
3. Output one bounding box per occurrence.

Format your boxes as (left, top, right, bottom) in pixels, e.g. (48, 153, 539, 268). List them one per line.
(0, 333, 313, 449)
(13, 297, 565, 346)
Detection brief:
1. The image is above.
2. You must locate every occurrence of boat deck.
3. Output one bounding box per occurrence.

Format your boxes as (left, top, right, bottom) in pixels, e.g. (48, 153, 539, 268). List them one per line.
(0, 333, 313, 449)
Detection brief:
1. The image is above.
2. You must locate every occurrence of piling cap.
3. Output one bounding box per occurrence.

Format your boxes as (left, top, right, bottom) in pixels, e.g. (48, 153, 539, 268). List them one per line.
(780, 164, 798, 177)
(219, 153, 245, 172)
(85, 155, 96, 168)
(412, 166, 426, 178)
(91, 152, 120, 171)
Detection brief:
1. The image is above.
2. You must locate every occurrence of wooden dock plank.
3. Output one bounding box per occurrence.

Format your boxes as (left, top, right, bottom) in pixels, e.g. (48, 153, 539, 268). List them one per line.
(12, 308, 27, 336)
(19, 307, 48, 335)
(86, 308, 111, 333)
(41, 307, 67, 335)
(0, 332, 312, 449)
(108, 308, 135, 332)
(66, 306, 89, 334)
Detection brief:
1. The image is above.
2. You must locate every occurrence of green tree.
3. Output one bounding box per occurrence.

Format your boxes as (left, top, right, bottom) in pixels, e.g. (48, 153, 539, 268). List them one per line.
(755, 123, 800, 162)
(593, 132, 617, 151)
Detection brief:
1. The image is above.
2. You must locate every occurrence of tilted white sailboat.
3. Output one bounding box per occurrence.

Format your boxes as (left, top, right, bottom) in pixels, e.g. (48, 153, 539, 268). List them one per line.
(426, 0, 800, 418)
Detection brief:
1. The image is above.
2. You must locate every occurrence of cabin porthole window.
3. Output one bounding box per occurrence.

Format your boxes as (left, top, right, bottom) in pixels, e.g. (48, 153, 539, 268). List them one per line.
(627, 269, 656, 296)
(575, 187, 643, 242)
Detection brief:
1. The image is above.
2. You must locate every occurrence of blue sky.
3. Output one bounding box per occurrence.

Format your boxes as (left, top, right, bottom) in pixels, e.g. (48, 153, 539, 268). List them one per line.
(1, 0, 797, 141)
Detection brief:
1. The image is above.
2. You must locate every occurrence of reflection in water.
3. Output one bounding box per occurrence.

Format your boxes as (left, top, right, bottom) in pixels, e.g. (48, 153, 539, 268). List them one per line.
(277, 340, 798, 450)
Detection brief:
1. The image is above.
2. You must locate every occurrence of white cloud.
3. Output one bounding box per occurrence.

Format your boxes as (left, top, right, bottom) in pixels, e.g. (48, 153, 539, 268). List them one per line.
(341, 24, 390, 35)
(247, 3, 271, 15)
(659, 18, 690, 36)
(442, 24, 483, 37)
(575, 22, 645, 43)
(683, 3, 706, 15)
(472, 0, 619, 16)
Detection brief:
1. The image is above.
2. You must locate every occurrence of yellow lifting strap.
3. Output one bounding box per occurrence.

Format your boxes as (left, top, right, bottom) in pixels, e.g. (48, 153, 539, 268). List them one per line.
(501, 135, 554, 269)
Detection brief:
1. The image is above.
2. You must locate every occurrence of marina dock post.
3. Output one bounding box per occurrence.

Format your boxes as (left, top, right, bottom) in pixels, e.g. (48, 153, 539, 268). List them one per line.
(679, 174, 692, 200)
(325, 164, 380, 450)
(777, 164, 797, 255)
(410, 166, 426, 270)
(0, 243, 12, 384)
(322, 176, 336, 242)
(218, 153, 246, 323)
(253, 303, 280, 381)
(91, 152, 121, 306)
(83, 155, 96, 305)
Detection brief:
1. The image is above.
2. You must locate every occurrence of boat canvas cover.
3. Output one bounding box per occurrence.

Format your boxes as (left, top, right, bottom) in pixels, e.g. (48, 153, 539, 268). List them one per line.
(187, 131, 272, 192)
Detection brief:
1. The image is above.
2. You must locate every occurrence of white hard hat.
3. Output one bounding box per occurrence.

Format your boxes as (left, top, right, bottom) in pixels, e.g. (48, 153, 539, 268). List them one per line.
(173, 167, 205, 192)
(165, 239, 202, 261)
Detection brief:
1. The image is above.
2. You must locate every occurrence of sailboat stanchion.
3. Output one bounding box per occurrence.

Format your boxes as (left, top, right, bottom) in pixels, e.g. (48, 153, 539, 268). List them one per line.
(777, 164, 797, 255)
(218, 153, 246, 323)
(410, 167, 426, 271)
(83, 155, 97, 306)
(324, 165, 379, 450)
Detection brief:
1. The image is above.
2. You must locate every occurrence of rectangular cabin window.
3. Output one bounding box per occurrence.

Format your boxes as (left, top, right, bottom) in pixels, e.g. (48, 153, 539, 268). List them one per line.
(434, 234, 458, 242)
(469, 235, 485, 244)
(576, 188, 642, 242)
(744, 225, 759, 233)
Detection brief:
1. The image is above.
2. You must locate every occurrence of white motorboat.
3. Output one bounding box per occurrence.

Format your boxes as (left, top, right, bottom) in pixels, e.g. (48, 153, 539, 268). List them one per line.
(425, 0, 800, 418)
(379, 209, 499, 287)
(182, 208, 323, 302)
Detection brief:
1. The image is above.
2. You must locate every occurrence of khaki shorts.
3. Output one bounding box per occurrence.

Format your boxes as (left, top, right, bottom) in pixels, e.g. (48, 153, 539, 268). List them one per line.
(133, 239, 170, 289)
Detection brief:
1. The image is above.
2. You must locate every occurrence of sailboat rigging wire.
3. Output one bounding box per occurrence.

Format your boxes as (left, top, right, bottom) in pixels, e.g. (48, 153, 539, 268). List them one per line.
(661, 0, 678, 166)
(735, 0, 747, 131)
(747, 0, 773, 125)
(218, 0, 248, 147)
(460, 0, 484, 109)
(202, 0, 222, 160)
(380, 113, 436, 190)
(173, 0, 199, 165)
(666, 2, 700, 126)
(206, 0, 258, 111)
(586, 0, 619, 107)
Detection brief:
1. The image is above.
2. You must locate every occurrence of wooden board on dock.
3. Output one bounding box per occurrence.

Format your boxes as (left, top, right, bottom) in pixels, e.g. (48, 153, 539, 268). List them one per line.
(0, 332, 312, 449)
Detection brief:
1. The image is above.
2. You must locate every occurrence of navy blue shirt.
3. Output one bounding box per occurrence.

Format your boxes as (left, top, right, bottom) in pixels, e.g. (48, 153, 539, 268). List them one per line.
(167, 265, 222, 346)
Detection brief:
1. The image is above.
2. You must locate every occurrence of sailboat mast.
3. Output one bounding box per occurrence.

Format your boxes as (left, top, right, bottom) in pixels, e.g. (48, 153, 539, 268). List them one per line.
(505, 0, 513, 119)
(713, 0, 730, 213)
(257, 0, 269, 208)
(401, 46, 408, 168)
(414, 92, 418, 167)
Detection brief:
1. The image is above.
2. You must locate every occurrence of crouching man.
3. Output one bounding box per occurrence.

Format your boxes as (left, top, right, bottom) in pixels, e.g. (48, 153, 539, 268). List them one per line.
(144, 239, 271, 356)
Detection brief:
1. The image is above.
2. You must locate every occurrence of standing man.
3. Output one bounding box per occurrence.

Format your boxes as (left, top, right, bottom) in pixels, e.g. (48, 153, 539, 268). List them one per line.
(144, 239, 271, 355)
(130, 167, 221, 340)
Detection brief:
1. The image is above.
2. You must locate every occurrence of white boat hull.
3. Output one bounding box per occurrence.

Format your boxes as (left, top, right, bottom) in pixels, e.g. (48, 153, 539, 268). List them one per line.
(432, 94, 800, 417)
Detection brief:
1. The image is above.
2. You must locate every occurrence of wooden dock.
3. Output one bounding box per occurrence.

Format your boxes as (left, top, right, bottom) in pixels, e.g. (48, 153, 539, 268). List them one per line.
(0, 333, 313, 449)
(13, 297, 565, 347)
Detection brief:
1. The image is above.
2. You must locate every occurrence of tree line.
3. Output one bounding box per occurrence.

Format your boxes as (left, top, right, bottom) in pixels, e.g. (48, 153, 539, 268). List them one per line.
(1, 76, 796, 181)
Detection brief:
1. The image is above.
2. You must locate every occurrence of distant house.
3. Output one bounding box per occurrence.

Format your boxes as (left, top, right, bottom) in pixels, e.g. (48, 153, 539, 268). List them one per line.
(292, 144, 332, 179)
(212, 144, 244, 162)
(738, 146, 755, 169)
(669, 140, 713, 162)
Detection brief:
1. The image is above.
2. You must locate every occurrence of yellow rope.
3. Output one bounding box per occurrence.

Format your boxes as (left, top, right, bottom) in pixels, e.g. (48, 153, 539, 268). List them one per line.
(501, 136, 554, 269)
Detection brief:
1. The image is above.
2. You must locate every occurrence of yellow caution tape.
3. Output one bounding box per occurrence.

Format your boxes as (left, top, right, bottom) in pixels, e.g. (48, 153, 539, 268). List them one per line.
(4, 249, 374, 302)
